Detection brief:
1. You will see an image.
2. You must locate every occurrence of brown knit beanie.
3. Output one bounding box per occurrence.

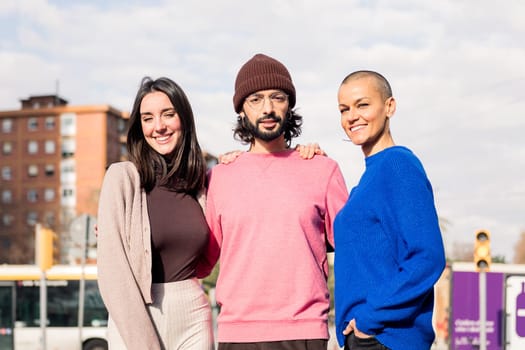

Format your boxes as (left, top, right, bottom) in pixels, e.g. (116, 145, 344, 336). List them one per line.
(233, 53, 296, 113)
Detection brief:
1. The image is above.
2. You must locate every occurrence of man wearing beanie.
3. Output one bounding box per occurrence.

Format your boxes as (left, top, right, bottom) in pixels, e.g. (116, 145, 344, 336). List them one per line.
(197, 54, 348, 350)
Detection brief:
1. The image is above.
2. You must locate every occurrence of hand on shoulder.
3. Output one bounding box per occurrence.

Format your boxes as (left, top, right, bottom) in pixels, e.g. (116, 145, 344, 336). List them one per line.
(295, 142, 327, 159)
(218, 150, 244, 165)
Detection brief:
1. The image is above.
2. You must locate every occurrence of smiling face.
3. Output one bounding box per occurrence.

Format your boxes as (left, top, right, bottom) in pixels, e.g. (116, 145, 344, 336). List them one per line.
(241, 89, 289, 151)
(338, 76, 396, 157)
(140, 91, 182, 155)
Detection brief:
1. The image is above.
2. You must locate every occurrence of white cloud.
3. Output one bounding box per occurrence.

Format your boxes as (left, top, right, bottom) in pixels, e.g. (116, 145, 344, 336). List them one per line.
(1, 0, 524, 261)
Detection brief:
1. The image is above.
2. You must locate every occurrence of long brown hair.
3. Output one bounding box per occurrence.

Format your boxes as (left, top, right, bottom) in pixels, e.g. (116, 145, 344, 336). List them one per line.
(126, 77, 206, 194)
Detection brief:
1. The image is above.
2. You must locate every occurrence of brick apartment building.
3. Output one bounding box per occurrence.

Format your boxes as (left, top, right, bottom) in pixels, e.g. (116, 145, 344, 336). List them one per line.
(0, 95, 128, 264)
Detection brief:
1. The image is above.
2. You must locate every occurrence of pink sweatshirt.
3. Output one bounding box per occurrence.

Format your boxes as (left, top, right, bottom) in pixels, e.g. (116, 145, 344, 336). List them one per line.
(201, 150, 348, 342)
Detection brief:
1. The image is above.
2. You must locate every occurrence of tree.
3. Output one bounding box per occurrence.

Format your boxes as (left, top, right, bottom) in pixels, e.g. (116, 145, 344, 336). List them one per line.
(513, 231, 525, 264)
(492, 255, 506, 264)
(202, 264, 219, 292)
(438, 216, 451, 235)
(449, 241, 473, 262)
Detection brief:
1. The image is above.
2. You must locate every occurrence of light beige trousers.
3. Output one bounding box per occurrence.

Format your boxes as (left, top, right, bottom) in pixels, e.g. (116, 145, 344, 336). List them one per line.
(107, 278, 214, 349)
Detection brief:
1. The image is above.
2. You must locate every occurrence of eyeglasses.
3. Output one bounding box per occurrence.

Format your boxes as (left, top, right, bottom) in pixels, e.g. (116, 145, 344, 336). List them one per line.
(245, 92, 289, 111)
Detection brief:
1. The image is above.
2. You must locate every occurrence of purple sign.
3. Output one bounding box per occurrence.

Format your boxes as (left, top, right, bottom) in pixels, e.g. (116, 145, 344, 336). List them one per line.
(517, 281, 525, 336)
(450, 271, 504, 350)
(504, 275, 525, 348)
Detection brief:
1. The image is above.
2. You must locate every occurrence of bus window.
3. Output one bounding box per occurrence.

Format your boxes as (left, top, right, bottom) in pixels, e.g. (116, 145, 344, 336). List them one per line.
(84, 281, 107, 327)
(15, 280, 108, 327)
(14, 280, 39, 327)
(0, 283, 14, 350)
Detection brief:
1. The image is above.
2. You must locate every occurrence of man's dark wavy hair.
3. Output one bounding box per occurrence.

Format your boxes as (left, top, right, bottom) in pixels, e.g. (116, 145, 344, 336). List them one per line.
(233, 109, 303, 148)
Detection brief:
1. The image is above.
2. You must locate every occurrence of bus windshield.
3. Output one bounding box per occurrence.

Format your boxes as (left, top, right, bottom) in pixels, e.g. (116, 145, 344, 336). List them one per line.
(15, 279, 107, 327)
(0, 265, 108, 350)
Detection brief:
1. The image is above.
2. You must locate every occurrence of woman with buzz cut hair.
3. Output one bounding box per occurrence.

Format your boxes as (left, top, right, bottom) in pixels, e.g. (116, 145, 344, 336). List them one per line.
(334, 70, 446, 350)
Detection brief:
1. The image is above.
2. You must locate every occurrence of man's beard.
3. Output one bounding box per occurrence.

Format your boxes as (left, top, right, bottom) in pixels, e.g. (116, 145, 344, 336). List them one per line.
(243, 113, 286, 142)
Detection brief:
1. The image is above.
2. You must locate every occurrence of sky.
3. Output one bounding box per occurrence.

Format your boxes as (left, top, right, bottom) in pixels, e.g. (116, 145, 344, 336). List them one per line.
(1, 0, 524, 261)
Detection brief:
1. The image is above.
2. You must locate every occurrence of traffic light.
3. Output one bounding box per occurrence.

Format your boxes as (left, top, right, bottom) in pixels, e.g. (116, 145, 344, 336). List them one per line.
(36, 225, 58, 271)
(474, 229, 491, 271)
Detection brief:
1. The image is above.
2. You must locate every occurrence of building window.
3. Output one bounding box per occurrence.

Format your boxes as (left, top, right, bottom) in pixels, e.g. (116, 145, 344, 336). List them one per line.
(118, 119, 127, 132)
(60, 113, 76, 136)
(45, 140, 56, 154)
(28, 165, 39, 177)
(27, 189, 38, 202)
(62, 163, 75, 174)
(28, 140, 38, 154)
(2, 118, 13, 133)
(1, 237, 10, 249)
(28, 117, 38, 131)
(45, 116, 56, 130)
(61, 138, 75, 158)
(1, 166, 11, 180)
(44, 188, 55, 202)
(3, 214, 14, 227)
(61, 187, 76, 206)
(1, 190, 12, 203)
(44, 211, 55, 226)
(2, 141, 12, 155)
(45, 164, 55, 176)
(27, 211, 38, 226)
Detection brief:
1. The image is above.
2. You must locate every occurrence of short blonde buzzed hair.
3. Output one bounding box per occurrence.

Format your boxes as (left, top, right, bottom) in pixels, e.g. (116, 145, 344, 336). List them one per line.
(341, 70, 393, 101)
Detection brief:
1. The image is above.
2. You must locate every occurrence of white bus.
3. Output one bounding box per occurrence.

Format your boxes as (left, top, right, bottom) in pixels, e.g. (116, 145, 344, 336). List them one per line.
(0, 264, 108, 350)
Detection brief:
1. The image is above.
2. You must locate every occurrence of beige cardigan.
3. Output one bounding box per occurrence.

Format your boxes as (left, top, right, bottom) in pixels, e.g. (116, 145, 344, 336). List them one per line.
(97, 161, 205, 349)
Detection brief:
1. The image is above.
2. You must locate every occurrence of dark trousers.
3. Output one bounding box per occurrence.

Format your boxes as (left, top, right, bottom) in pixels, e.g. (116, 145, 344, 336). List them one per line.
(344, 333, 389, 350)
(219, 339, 327, 350)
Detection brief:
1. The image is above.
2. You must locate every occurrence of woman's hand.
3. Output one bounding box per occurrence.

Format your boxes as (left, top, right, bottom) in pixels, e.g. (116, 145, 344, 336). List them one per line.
(295, 143, 326, 159)
(218, 143, 325, 164)
(343, 319, 373, 338)
(218, 150, 244, 164)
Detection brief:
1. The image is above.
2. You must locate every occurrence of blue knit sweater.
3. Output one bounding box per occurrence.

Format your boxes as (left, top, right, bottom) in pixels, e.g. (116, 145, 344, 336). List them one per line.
(334, 146, 446, 350)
